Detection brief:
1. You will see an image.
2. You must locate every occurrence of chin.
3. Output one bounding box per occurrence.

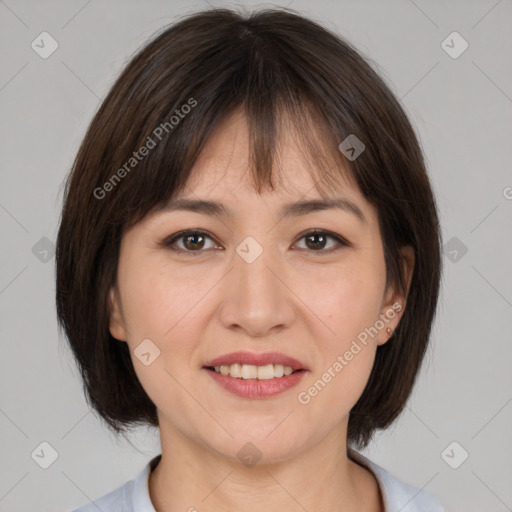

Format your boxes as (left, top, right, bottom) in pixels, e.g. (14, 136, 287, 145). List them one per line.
(201, 422, 308, 467)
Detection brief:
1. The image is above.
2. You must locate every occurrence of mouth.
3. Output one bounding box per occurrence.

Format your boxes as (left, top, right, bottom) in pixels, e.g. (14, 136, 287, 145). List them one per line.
(203, 350, 307, 373)
(202, 351, 308, 399)
(203, 363, 305, 380)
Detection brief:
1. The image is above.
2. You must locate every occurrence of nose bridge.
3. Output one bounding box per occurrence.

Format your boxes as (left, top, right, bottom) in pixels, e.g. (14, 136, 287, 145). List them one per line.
(237, 238, 279, 294)
(219, 235, 293, 335)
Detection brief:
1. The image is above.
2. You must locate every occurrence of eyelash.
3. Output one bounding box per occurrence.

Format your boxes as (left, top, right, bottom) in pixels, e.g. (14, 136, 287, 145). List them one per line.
(160, 229, 351, 256)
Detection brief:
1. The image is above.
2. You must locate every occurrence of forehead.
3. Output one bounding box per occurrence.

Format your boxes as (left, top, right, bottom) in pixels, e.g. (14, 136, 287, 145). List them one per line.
(183, 108, 360, 203)
(155, 109, 379, 232)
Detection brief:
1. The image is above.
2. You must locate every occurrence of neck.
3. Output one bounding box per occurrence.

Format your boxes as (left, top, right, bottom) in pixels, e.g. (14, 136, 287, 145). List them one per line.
(148, 421, 383, 512)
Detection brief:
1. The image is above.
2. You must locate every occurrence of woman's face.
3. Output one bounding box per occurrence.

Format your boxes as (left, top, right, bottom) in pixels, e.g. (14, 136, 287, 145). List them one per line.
(108, 109, 413, 463)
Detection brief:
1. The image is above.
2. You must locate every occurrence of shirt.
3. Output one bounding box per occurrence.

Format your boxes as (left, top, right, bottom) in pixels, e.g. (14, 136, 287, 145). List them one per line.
(69, 448, 445, 511)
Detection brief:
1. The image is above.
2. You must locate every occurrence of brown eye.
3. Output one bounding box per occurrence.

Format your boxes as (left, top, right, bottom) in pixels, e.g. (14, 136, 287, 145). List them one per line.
(305, 232, 329, 250)
(181, 232, 207, 250)
(162, 230, 217, 254)
(294, 230, 350, 253)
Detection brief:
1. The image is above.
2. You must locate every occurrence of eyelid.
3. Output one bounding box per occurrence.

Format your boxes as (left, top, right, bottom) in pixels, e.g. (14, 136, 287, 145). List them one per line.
(160, 228, 351, 254)
(159, 229, 221, 253)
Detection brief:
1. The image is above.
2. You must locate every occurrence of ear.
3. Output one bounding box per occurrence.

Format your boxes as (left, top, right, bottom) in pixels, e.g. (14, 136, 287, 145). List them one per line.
(376, 245, 415, 346)
(108, 286, 128, 342)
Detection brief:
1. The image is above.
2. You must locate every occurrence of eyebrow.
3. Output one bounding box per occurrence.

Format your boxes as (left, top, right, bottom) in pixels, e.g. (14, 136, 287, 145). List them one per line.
(160, 197, 367, 224)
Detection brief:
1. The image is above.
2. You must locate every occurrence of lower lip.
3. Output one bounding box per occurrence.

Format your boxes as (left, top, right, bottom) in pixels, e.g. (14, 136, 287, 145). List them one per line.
(204, 368, 307, 399)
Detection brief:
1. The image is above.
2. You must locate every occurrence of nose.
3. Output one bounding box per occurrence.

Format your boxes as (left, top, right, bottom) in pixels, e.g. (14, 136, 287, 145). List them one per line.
(218, 242, 295, 338)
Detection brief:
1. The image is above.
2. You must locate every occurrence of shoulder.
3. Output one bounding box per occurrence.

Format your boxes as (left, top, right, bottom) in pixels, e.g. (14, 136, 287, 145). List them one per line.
(67, 455, 161, 512)
(69, 479, 134, 511)
(348, 448, 445, 512)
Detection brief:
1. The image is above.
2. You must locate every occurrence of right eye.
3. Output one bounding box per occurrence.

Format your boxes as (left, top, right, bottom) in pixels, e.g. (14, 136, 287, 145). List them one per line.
(160, 230, 220, 255)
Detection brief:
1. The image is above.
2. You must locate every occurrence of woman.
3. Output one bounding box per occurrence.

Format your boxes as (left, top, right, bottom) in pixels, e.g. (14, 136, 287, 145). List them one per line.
(57, 6, 444, 511)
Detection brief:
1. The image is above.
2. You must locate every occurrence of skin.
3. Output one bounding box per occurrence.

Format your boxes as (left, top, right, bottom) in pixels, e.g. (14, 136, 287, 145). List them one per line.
(108, 108, 415, 512)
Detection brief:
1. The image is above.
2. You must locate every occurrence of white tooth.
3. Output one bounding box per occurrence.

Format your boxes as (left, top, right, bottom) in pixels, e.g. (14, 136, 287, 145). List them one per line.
(257, 364, 275, 380)
(230, 363, 242, 378)
(241, 364, 258, 379)
(274, 364, 284, 378)
(212, 363, 298, 378)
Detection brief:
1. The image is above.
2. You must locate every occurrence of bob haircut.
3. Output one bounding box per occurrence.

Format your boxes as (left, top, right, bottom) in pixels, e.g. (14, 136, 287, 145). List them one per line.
(55, 6, 442, 450)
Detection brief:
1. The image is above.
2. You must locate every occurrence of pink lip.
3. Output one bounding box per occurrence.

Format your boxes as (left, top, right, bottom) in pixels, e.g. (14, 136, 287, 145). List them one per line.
(203, 351, 307, 370)
(204, 367, 307, 399)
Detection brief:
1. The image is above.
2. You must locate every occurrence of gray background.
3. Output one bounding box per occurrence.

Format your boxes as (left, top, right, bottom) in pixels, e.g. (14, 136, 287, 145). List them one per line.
(1, 0, 511, 511)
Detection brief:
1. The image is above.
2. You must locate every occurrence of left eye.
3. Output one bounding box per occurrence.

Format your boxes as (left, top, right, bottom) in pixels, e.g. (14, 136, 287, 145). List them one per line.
(294, 230, 349, 252)
(161, 229, 350, 255)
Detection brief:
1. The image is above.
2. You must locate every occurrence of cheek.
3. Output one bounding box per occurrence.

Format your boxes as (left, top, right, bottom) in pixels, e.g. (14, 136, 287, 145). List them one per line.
(297, 257, 385, 404)
(317, 350, 376, 416)
(304, 255, 386, 340)
(116, 258, 208, 389)
(119, 271, 204, 417)
(298, 298, 379, 422)
(118, 257, 205, 342)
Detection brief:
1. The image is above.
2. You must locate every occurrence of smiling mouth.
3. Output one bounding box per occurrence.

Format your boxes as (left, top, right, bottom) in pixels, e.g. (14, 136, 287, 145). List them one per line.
(204, 364, 304, 380)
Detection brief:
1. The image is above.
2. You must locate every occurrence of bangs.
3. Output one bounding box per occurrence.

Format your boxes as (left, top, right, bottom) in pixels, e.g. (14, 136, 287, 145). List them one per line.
(111, 50, 359, 234)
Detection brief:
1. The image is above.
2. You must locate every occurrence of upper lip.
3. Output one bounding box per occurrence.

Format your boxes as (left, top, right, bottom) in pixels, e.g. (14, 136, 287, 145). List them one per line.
(204, 351, 308, 371)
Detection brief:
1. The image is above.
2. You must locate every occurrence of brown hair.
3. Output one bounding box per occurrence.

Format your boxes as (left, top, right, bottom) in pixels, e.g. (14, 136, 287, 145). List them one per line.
(55, 6, 442, 449)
